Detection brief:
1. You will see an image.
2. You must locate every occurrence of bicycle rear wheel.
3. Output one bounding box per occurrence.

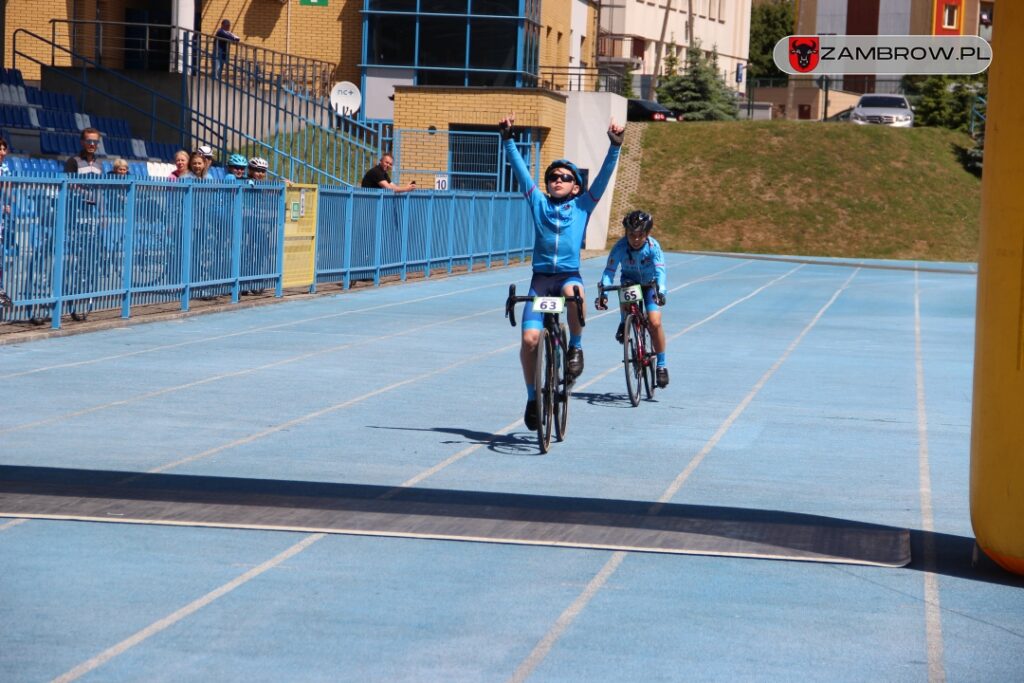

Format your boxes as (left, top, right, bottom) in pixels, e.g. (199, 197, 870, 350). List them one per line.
(623, 314, 642, 407)
(534, 328, 554, 453)
(641, 322, 656, 400)
(554, 323, 570, 442)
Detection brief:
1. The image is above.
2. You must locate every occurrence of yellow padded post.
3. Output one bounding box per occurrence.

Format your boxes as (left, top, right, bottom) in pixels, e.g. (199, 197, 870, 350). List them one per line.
(970, 3, 1024, 575)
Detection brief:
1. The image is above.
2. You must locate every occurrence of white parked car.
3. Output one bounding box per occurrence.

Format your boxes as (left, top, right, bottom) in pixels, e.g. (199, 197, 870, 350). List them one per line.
(850, 94, 914, 128)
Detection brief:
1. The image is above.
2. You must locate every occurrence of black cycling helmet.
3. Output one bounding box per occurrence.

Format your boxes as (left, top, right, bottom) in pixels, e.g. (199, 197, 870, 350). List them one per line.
(623, 210, 654, 236)
(544, 158, 583, 188)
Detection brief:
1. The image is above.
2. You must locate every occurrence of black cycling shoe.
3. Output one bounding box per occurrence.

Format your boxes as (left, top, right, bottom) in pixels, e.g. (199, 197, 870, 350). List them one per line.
(524, 400, 539, 430)
(567, 347, 584, 378)
(656, 366, 670, 388)
(614, 322, 624, 344)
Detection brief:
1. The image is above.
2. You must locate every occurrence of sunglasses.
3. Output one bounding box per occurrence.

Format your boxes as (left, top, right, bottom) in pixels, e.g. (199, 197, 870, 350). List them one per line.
(83, 139, 100, 145)
(546, 172, 576, 184)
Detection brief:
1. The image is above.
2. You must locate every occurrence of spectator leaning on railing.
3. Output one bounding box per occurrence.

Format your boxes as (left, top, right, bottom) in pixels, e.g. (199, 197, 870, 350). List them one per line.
(360, 153, 415, 193)
(213, 19, 241, 80)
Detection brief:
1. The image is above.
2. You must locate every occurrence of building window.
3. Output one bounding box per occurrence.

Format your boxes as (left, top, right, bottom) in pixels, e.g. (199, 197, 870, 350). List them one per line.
(363, 1, 539, 90)
(943, 4, 959, 30)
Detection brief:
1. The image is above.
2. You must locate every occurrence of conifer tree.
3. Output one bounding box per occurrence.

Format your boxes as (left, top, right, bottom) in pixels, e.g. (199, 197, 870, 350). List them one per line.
(656, 41, 738, 121)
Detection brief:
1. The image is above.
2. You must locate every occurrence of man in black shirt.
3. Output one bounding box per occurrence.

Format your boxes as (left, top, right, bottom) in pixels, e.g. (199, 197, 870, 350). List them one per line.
(360, 153, 416, 193)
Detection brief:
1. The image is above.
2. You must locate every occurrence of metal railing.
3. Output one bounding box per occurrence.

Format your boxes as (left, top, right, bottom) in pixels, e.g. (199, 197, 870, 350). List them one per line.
(538, 67, 624, 93)
(0, 175, 285, 327)
(49, 19, 338, 100)
(314, 189, 532, 289)
(18, 22, 378, 186)
(0, 177, 533, 328)
(970, 95, 986, 137)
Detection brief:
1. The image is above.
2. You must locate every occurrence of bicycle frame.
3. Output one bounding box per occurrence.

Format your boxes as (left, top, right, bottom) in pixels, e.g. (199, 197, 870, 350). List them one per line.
(505, 283, 585, 452)
(598, 281, 658, 405)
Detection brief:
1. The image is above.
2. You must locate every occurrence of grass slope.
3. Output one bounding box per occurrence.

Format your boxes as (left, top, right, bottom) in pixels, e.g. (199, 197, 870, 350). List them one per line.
(628, 121, 981, 261)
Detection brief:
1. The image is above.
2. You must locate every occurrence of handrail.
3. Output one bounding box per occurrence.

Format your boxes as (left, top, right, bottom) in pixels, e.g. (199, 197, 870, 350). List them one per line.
(13, 27, 378, 187)
(48, 19, 338, 99)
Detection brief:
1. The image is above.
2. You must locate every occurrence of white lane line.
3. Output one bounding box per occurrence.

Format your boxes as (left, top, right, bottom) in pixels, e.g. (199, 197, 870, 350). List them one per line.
(1, 259, 722, 436)
(140, 341, 520, 476)
(39, 257, 781, 681)
(112, 260, 760, 476)
(50, 533, 325, 683)
(1, 279, 516, 381)
(0, 517, 29, 531)
(3, 255, 709, 381)
(915, 269, 946, 683)
(507, 551, 628, 683)
(386, 260, 780, 491)
(509, 268, 858, 682)
(0, 305, 505, 436)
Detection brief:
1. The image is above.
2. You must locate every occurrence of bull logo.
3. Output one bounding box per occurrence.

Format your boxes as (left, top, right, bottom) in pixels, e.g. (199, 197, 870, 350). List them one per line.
(789, 36, 820, 73)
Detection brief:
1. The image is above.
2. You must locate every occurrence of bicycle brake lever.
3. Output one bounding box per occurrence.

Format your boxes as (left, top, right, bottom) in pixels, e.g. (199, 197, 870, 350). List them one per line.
(572, 285, 586, 327)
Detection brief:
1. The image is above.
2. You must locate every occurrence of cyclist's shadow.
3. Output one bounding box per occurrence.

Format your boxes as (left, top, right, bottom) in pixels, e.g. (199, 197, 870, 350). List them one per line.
(367, 425, 542, 456)
(571, 391, 646, 409)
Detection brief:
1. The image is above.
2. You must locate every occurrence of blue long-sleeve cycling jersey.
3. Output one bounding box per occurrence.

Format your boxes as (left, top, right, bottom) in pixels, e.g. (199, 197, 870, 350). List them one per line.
(600, 235, 667, 294)
(504, 138, 620, 273)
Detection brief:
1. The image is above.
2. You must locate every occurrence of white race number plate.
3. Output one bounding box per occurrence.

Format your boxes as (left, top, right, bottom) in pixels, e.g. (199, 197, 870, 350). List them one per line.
(532, 296, 565, 314)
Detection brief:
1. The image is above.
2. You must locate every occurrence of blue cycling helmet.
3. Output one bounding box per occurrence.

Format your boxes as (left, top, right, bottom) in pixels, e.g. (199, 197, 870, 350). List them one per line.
(544, 158, 584, 189)
(228, 153, 248, 168)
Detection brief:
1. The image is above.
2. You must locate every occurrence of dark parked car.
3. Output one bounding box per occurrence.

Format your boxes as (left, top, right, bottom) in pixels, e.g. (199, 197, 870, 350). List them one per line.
(627, 99, 674, 122)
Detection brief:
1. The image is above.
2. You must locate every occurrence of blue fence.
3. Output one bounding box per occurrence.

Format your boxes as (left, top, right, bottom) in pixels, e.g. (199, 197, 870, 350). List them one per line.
(314, 189, 532, 289)
(0, 177, 533, 329)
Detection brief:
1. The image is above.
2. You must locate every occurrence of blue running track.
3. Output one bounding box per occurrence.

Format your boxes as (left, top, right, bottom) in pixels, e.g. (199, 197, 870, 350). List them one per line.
(1, 253, 1021, 682)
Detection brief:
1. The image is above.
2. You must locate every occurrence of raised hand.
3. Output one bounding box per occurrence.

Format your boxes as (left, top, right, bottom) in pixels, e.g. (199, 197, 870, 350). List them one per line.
(499, 113, 516, 140)
(607, 118, 625, 146)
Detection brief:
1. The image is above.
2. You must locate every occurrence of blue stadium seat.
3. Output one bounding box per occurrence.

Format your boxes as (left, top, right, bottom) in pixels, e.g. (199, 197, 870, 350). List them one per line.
(24, 85, 42, 106)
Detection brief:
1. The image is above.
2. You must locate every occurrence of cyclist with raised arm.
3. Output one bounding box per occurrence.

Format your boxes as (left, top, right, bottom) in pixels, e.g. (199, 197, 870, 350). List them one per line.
(499, 112, 624, 429)
(596, 210, 670, 388)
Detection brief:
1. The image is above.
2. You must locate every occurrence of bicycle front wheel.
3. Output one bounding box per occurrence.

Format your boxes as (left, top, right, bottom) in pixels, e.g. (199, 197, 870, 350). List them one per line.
(554, 323, 570, 442)
(623, 314, 642, 407)
(534, 328, 554, 453)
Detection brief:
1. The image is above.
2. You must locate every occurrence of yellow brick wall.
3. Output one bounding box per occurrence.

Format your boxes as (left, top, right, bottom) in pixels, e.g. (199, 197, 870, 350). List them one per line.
(4, 0, 75, 81)
(200, 0, 361, 84)
(4, 0, 360, 83)
(540, 0, 570, 69)
(392, 87, 567, 187)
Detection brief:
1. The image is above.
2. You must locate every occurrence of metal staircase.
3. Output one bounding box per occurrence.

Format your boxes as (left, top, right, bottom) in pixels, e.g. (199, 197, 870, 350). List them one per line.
(12, 20, 384, 186)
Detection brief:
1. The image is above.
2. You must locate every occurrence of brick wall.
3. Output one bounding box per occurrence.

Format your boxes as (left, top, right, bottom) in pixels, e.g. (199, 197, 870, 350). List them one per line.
(200, 0, 360, 83)
(392, 87, 568, 186)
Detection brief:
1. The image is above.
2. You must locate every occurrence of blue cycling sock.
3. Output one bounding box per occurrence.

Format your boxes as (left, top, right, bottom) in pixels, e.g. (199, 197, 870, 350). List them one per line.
(526, 384, 536, 400)
(569, 334, 582, 349)
(657, 352, 666, 367)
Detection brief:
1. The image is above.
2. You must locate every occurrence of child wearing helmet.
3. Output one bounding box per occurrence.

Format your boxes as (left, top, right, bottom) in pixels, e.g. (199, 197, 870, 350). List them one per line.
(498, 111, 625, 429)
(596, 210, 670, 388)
(247, 156, 269, 181)
(226, 153, 248, 181)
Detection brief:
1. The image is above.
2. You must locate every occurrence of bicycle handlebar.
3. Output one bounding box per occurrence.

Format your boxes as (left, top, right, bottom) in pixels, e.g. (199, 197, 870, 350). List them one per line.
(597, 281, 663, 307)
(505, 284, 586, 328)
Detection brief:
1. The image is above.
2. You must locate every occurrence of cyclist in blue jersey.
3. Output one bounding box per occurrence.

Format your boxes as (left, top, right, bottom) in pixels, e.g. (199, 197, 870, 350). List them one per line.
(499, 112, 625, 429)
(596, 210, 670, 388)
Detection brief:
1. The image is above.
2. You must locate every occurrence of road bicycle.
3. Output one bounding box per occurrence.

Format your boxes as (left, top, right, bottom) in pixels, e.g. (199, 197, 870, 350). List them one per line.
(505, 283, 585, 453)
(598, 281, 662, 407)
